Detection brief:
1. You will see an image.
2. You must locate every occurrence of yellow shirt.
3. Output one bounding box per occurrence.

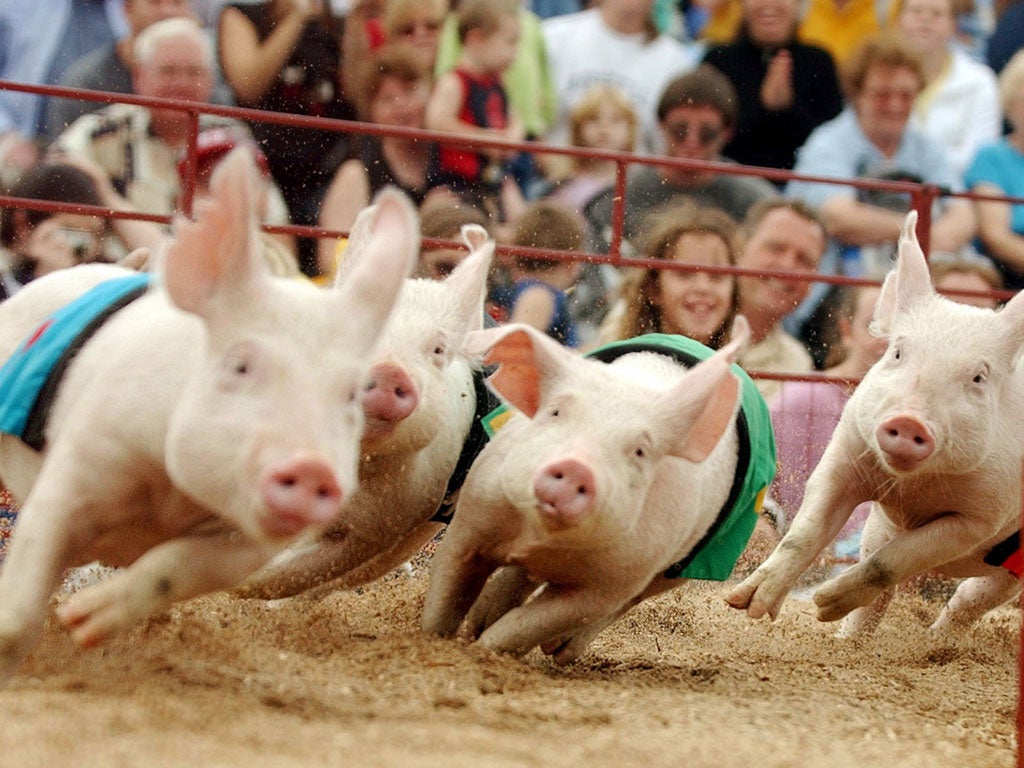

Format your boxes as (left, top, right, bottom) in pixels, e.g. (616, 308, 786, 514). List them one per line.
(798, 0, 884, 65)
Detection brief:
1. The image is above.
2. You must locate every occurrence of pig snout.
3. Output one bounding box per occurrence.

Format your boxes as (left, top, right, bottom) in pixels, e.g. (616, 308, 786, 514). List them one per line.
(533, 459, 596, 530)
(362, 362, 419, 439)
(259, 454, 344, 538)
(875, 415, 935, 472)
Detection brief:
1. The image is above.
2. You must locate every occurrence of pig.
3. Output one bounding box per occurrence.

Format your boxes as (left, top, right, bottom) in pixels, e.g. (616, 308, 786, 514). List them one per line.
(238, 225, 496, 597)
(421, 317, 777, 663)
(727, 212, 1024, 637)
(0, 149, 417, 683)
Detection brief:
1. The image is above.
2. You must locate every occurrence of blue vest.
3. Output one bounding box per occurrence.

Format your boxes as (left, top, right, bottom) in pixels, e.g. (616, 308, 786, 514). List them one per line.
(0, 273, 151, 451)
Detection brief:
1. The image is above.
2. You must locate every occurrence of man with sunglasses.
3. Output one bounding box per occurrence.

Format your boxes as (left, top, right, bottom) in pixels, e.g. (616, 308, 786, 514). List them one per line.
(584, 66, 777, 255)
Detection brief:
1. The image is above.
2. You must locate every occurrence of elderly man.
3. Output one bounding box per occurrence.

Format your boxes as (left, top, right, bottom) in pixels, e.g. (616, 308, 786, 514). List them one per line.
(53, 16, 281, 222)
(46, 0, 233, 142)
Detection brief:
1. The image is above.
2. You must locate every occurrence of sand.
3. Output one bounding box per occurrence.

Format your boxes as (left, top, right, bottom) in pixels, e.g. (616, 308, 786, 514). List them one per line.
(0, 556, 1016, 768)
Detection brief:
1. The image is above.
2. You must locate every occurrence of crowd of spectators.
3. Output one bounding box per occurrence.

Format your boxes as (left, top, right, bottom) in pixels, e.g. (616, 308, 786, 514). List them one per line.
(2, 0, 1024, 566)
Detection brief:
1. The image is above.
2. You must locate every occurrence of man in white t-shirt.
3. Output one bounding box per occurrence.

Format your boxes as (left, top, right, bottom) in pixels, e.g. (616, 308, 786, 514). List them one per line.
(541, 0, 697, 153)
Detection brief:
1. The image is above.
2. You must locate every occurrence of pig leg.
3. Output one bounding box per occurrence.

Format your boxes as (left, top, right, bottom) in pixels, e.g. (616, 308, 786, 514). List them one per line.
(829, 507, 894, 638)
(930, 571, 1020, 633)
(421, 541, 498, 638)
(325, 521, 444, 591)
(542, 574, 682, 665)
(463, 565, 535, 639)
(56, 533, 270, 646)
(726, 465, 863, 620)
(477, 584, 631, 658)
(813, 512, 999, 623)
(0, 495, 76, 682)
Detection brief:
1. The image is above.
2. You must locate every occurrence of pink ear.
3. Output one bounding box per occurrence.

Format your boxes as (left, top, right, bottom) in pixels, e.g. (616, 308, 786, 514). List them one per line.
(162, 147, 261, 316)
(483, 328, 544, 417)
(876, 211, 934, 332)
(676, 373, 739, 462)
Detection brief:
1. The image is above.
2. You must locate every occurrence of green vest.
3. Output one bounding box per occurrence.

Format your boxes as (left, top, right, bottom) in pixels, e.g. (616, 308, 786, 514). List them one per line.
(482, 333, 776, 581)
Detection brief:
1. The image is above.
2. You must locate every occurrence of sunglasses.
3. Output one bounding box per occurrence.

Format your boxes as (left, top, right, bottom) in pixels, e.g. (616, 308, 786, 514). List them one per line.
(663, 121, 723, 147)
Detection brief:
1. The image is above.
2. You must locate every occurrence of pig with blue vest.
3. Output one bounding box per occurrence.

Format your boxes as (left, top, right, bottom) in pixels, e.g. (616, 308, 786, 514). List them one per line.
(0, 149, 416, 682)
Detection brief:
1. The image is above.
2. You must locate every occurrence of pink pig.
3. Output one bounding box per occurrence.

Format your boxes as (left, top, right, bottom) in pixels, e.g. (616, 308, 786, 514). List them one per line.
(240, 225, 495, 597)
(422, 317, 776, 662)
(0, 149, 416, 682)
(727, 212, 1024, 636)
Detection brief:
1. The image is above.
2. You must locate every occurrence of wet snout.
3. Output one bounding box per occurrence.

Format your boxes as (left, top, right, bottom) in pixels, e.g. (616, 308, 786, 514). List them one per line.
(875, 414, 935, 472)
(258, 452, 344, 538)
(532, 458, 596, 530)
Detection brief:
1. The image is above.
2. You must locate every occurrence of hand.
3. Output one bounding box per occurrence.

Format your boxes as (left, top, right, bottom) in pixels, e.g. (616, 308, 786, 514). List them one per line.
(760, 49, 794, 112)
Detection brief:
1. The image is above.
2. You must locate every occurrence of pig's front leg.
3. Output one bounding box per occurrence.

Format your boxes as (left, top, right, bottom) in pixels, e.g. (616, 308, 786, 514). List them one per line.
(421, 536, 497, 638)
(463, 565, 535, 639)
(56, 532, 271, 647)
(813, 512, 1003, 623)
(726, 444, 865, 620)
(477, 583, 631, 658)
(0, 494, 77, 682)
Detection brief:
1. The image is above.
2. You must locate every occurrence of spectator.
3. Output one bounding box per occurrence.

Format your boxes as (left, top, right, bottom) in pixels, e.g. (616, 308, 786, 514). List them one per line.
(964, 49, 1024, 289)
(929, 248, 1004, 308)
(0, 0, 128, 182)
(492, 200, 586, 347)
(895, 0, 1002, 179)
(384, 0, 448, 74)
(734, 198, 828, 401)
(541, 84, 639, 217)
(424, 0, 525, 220)
(218, 0, 355, 274)
(798, 0, 889, 66)
(52, 18, 289, 229)
(318, 45, 443, 276)
(46, 1, 223, 143)
(0, 160, 161, 296)
(541, 0, 697, 153)
(786, 30, 975, 340)
(584, 66, 778, 255)
(701, 0, 844, 175)
(596, 204, 739, 350)
(417, 197, 491, 280)
(986, 0, 1024, 74)
(767, 280, 885, 564)
(436, 1, 557, 144)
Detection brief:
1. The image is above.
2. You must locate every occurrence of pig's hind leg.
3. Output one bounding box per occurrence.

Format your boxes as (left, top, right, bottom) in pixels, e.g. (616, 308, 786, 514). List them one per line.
(930, 571, 1020, 633)
(57, 533, 269, 646)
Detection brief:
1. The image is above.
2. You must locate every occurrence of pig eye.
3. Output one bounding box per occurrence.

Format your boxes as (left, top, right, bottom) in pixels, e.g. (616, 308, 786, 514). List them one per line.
(634, 447, 645, 459)
(973, 369, 987, 385)
(550, 408, 560, 417)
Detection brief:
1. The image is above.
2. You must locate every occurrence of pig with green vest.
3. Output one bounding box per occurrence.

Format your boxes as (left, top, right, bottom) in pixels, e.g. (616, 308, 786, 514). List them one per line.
(422, 316, 775, 663)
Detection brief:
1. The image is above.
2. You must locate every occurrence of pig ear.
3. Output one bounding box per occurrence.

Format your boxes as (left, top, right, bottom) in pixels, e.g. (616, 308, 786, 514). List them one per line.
(332, 196, 381, 287)
(466, 323, 575, 417)
(872, 212, 933, 336)
(444, 225, 494, 334)
(162, 146, 266, 317)
(995, 289, 1024, 366)
(662, 333, 744, 463)
(333, 187, 418, 352)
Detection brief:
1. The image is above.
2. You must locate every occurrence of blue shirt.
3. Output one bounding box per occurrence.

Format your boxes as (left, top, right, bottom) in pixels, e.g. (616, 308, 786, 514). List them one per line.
(964, 138, 1024, 237)
(0, 0, 127, 138)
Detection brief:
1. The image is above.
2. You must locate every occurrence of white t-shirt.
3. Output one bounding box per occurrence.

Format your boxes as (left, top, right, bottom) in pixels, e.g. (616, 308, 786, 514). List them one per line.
(541, 9, 698, 154)
(910, 47, 1001, 180)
